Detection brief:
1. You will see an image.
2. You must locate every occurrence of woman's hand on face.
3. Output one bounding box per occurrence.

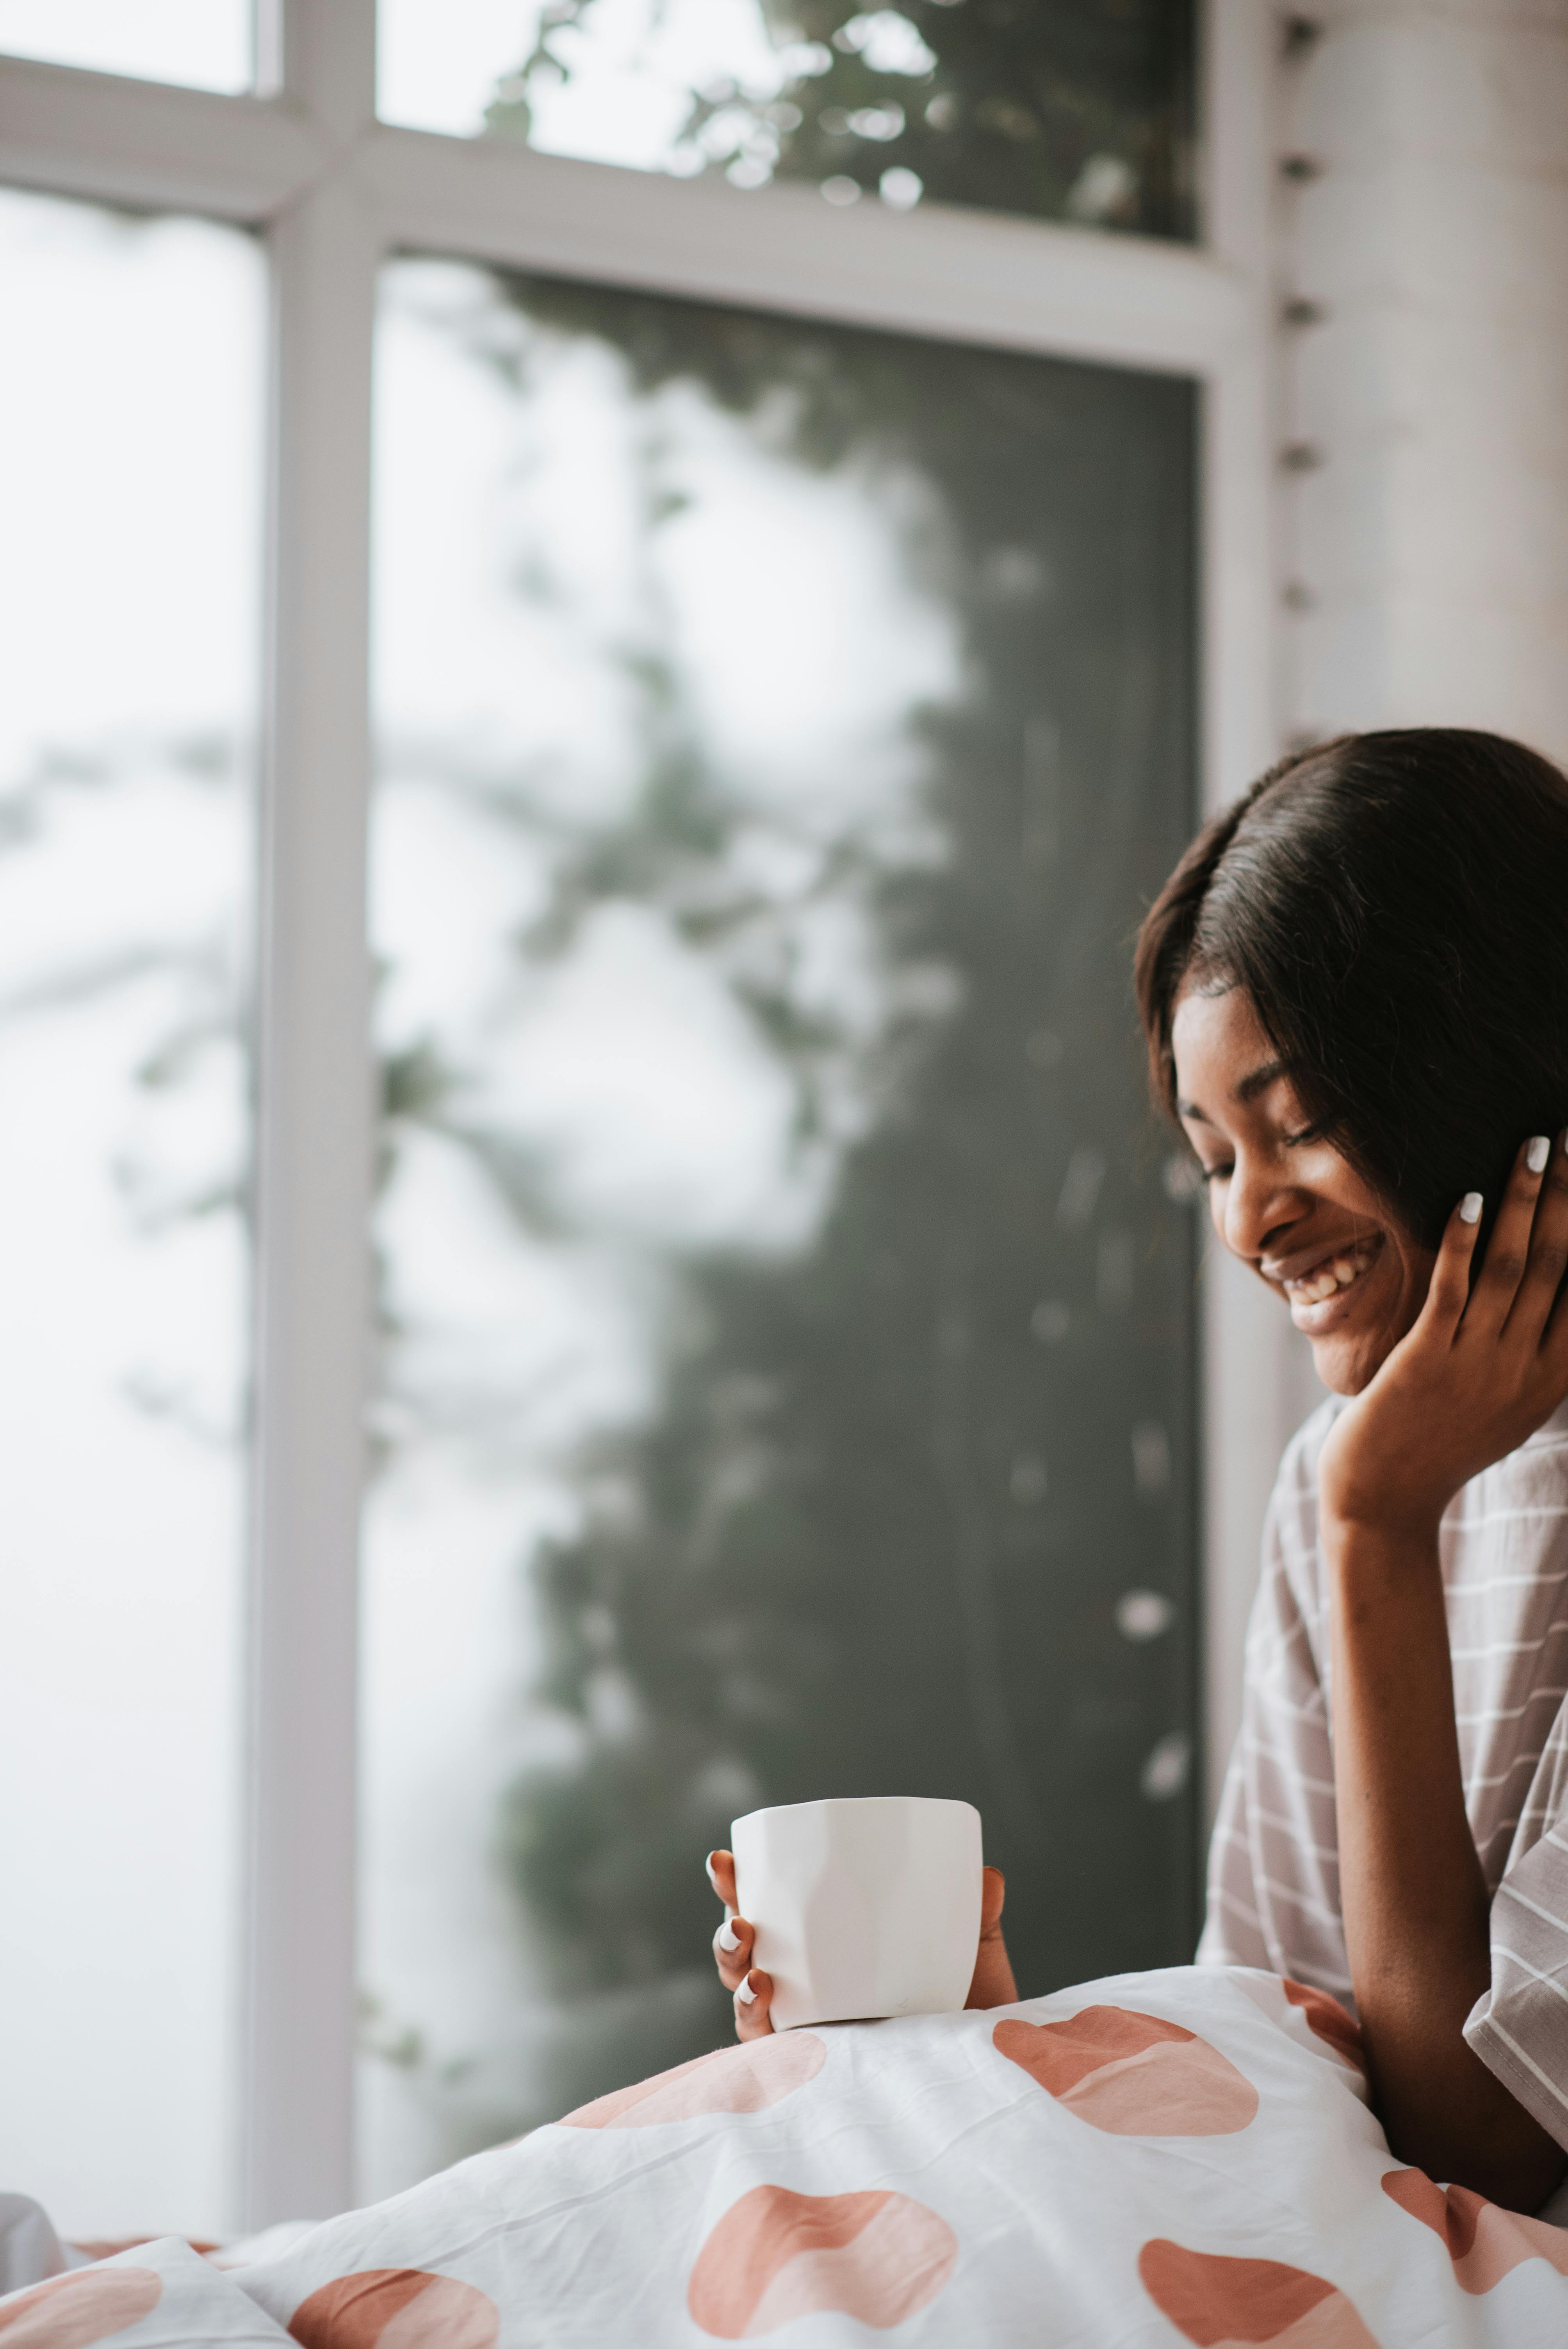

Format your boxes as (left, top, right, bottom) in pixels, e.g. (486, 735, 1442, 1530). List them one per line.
(707, 1850, 774, 2041)
(1318, 1133, 1568, 1542)
(708, 1851, 1017, 2037)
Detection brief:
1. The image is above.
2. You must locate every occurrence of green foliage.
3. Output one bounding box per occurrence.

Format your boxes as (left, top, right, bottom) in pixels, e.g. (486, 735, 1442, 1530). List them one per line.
(438, 277, 1202, 2129)
(486, 0, 1195, 238)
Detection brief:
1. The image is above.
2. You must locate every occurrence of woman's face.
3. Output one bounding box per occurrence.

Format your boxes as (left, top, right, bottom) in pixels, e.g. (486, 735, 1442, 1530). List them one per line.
(1170, 982, 1436, 1396)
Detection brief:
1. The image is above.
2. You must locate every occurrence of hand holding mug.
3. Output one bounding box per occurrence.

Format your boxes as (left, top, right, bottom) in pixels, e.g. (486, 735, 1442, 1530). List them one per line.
(707, 1848, 775, 2042)
(707, 1820, 1016, 2043)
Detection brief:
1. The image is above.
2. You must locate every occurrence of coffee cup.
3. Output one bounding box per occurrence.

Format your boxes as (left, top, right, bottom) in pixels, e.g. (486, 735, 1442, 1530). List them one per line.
(730, 1795, 982, 2031)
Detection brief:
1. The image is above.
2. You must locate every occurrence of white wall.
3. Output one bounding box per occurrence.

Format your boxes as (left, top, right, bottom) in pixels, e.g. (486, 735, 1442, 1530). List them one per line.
(1204, 0, 1568, 1819)
(1279, 0, 1568, 761)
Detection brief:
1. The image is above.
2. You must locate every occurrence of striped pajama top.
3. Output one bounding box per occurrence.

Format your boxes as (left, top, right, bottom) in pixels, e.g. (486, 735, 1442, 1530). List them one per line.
(1197, 1391, 1568, 2155)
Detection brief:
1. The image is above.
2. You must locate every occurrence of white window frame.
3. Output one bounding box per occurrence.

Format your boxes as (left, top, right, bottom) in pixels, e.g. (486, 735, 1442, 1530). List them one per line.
(0, 0, 1280, 2226)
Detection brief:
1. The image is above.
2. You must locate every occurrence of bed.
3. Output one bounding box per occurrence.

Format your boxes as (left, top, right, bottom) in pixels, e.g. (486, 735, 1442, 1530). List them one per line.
(5, 1963, 1568, 2345)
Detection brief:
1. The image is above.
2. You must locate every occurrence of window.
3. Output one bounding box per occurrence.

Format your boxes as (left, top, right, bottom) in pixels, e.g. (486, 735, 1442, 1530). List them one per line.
(0, 188, 259, 2237)
(0, 0, 1273, 2230)
(378, 0, 1196, 238)
(361, 259, 1197, 2190)
(0, 0, 251, 90)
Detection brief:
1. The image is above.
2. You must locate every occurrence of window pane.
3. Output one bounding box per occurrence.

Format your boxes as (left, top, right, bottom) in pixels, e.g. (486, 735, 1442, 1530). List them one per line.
(0, 191, 259, 2239)
(0, 0, 251, 89)
(377, 0, 1196, 239)
(363, 258, 1197, 2198)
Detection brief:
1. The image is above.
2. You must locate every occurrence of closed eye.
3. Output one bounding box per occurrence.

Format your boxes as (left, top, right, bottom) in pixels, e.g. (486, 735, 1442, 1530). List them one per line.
(1200, 1162, 1233, 1185)
(1282, 1124, 1323, 1149)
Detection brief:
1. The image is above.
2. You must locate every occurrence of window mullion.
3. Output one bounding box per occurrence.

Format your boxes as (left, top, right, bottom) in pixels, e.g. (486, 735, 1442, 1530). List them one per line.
(244, 97, 380, 2228)
(259, 0, 375, 135)
(1197, 0, 1288, 1833)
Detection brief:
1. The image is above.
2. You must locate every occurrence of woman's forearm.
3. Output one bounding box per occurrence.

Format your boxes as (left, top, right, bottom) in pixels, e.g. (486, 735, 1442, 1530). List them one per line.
(1326, 1517, 1565, 2208)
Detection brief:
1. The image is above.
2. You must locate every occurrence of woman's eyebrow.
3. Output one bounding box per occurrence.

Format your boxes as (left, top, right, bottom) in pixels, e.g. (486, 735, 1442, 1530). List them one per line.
(1233, 1057, 1287, 1105)
(1176, 1059, 1288, 1123)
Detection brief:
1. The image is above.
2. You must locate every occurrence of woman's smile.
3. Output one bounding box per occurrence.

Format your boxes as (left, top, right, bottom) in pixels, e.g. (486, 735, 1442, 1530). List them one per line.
(1263, 1230, 1385, 1330)
(1169, 984, 1434, 1394)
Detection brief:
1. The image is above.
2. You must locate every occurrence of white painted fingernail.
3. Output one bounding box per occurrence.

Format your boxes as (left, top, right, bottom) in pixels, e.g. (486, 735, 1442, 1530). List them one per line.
(705, 1854, 721, 1893)
(1529, 1136, 1550, 1173)
(1461, 1192, 1483, 1224)
(736, 1973, 759, 2005)
(716, 1919, 740, 1952)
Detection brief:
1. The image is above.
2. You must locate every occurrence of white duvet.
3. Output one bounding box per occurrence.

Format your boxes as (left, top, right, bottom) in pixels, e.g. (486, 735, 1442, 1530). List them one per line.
(6, 1965, 1568, 2346)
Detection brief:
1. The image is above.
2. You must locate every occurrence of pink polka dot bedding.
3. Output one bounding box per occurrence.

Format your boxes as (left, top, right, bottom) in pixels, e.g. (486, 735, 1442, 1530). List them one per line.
(7, 1965, 1567, 2345)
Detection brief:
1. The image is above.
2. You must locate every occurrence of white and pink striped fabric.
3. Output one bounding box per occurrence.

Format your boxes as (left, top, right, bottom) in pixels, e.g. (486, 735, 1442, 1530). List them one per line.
(1199, 1394, 1568, 2154)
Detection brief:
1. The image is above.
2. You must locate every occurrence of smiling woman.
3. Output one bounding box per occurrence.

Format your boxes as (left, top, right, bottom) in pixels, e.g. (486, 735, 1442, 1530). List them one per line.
(1131, 727, 1568, 2215)
(1139, 730, 1568, 1263)
(1166, 986, 1434, 1399)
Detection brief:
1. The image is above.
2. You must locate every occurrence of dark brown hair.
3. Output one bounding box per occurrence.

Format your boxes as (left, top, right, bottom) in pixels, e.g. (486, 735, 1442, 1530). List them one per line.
(1134, 728, 1568, 1248)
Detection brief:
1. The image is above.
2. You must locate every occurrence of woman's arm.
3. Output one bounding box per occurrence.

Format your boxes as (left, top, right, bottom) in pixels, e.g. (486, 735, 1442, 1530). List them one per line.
(1326, 1517, 1563, 2206)
(1319, 1139, 1568, 2208)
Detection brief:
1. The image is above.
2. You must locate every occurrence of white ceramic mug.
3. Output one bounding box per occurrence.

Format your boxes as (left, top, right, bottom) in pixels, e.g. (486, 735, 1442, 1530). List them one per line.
(730, 1795, 983, 2030)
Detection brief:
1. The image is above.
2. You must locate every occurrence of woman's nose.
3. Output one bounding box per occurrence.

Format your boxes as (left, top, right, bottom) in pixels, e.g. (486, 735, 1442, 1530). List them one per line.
(1222, 1151, 1308, 1262)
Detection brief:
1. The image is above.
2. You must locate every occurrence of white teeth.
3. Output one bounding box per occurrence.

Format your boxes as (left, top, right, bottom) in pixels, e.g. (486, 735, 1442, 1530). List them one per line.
(1285, 1245, 1374, 1305)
